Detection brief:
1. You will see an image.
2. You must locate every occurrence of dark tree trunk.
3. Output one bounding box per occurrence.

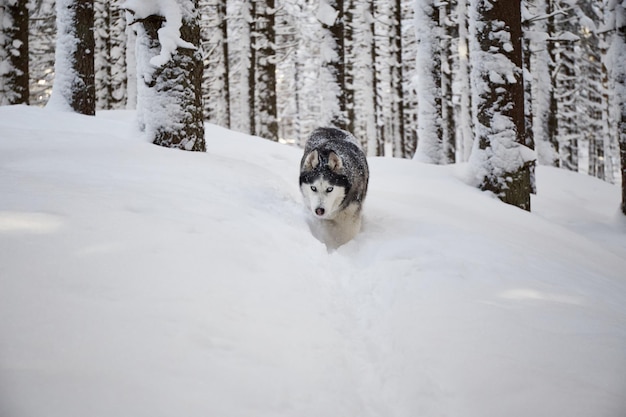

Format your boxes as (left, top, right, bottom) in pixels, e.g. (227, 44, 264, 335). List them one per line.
(345, 0, 355, 135)
(248, 1, 256, 136)
(71, 0, 95, 114)
(254, 0, 278, 140)
(470, 0, 530, 211)
(523, 32, 536, 194)
(546, 4, 560, 167)
(322, 0, 347, 130)
(131, 1, 205, 151)
(1, 0, 29, 105)
(441, 1, 455, 163)
(218, 0, 231, 129)
(391, 0, 405, 157)
(617, 3, 626, 215)
(52, 0, 95, 115)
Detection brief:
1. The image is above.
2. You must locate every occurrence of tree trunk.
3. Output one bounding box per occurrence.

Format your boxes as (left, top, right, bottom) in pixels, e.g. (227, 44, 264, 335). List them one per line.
(0, 0, 29, 105)
(391, 0, 405, 157)
(248, 1, 256, 136)
(219, 0, 231, 128)
(50, 0, 95, 115)
(522, 26, 536, 194)
(131, 0, 205, 151)
(441, 0, 455, 163)
(469, 0, 530, 211)
(615, 1, 626, 215)
(321, 0, 347, 130)
(254, 0, 278, 140)
(413, 0, 443, 164)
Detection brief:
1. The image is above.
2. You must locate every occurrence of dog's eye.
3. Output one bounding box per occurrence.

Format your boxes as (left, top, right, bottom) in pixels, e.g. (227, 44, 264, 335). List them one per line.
(311, 186, 317, 192)
(326, 187, 334, 193)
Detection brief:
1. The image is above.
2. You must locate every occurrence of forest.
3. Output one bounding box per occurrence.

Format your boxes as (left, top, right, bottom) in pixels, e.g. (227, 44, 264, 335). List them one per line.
(1, 0, 625, 212)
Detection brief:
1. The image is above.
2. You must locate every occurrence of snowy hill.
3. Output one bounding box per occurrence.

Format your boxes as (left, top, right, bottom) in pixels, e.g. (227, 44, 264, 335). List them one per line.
(1, 105, 625, 417)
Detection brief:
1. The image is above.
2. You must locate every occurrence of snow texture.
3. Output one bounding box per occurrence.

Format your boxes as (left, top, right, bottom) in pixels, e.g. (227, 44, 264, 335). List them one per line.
(1, 106, 626, 417)
(316, 0, 338, 27)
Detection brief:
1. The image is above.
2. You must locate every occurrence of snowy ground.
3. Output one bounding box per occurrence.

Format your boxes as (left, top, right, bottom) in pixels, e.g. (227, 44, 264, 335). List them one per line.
(1, 105, 625, 417)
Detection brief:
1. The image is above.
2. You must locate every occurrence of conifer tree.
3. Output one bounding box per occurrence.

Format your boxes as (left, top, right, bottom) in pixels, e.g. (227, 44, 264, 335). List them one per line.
(468, 0, 532, 210)
(0, 0, 29, 105)
(127, 0, 205, 151)
(48, 0, 95, 115)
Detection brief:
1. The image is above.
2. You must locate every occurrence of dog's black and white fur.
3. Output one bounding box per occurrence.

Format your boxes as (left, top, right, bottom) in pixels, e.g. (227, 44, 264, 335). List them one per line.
(299, 127, 369, 248)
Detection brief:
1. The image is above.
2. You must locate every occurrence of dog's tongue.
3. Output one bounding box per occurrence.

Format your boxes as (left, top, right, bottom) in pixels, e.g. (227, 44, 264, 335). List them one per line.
(315, 208, 325, 216)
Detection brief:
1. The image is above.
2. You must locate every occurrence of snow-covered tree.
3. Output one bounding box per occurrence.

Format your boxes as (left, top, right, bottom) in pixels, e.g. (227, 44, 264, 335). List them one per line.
(28, 0, 56, 106)
(413, 0, 443, 163)
(94, 0, 127, 110)
(252, 0, 278, 140)
(468, 0, 532, 210)
(319, 0, 347, 129)
(389, 0, 405, 157)
(401, 0, 418, 158)
(199, 0, 230, 128)
(126, 0, 205, 151)
(0, 0, 29, 105)
(440, 0, 457, 163)
(607, 0, 626, 214)
(455, 0, 474, 162)
(47, 0, 96, 115)
(526, 0, 559, 167)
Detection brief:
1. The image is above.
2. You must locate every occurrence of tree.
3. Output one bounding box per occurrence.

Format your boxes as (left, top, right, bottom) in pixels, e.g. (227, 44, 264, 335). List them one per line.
(389, 0, 406, 157)
(456, 0, 474, 161)
(413, 0, 443, 164)
(252, 0, 278, 140)
(127, 0, 205, 151)
(47, 0, 95, 115)
(526, 0, 559, 167)
(468, 0, 532, 211)
(199, 0, 230, 128)
(608, 0, 626, 214)
(94, 0, 128, 110)
(28, 0, 56, 106)
(319, 0, 347, 129)
(0, 0, 29, 105)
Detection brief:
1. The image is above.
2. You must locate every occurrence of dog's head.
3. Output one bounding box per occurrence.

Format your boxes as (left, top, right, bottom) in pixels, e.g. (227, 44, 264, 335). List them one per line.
(300, 150, 349, 219)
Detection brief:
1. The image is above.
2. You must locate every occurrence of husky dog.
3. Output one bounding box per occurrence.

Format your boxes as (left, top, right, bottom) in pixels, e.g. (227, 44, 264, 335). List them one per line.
(299, 127, 369, 248)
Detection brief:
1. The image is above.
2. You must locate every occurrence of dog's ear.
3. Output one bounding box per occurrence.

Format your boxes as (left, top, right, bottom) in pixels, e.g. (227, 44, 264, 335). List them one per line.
(328, 151, 343, 172)
(303, 150, 319, 170)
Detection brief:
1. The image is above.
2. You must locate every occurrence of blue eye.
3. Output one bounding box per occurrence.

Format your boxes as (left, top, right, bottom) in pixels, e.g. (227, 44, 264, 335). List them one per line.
(326, 187, 334, 193)
(311, 186, 317, 192)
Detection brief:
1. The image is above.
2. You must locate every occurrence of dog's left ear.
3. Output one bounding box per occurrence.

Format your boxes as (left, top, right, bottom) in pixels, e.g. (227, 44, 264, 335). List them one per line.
(303, 149, 319, 171)
(328, 151, 343, 173)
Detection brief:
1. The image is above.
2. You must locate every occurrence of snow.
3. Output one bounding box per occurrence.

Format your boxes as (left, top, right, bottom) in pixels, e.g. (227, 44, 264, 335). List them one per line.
(1, 105, 626, 417)
(124, 0, 196, 68)
(316, 0, 339, 27)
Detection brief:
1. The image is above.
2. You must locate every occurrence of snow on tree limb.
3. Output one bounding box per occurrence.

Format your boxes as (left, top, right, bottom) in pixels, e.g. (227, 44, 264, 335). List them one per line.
(123, 0, 196, 68)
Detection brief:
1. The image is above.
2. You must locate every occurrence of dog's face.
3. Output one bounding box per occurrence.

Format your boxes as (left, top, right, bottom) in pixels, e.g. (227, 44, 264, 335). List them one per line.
(300, 150, 348, 220)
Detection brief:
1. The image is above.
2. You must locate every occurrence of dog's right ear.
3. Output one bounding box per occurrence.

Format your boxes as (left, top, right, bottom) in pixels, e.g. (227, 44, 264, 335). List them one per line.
(303, 150, 319, 171)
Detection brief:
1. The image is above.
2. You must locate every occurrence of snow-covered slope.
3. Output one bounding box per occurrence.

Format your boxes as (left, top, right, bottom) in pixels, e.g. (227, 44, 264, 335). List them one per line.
(1, 106, 625, 417)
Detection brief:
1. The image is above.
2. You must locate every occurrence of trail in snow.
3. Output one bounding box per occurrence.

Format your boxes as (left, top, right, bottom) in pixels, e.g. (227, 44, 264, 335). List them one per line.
(0, 106, 625, 417)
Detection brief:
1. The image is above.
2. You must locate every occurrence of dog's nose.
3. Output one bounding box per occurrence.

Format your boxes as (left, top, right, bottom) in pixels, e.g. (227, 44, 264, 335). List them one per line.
(315, 207, 325, 216)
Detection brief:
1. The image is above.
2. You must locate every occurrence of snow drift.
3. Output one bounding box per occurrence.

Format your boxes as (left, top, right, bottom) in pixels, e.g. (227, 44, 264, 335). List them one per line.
(0, 106, 625, 417)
